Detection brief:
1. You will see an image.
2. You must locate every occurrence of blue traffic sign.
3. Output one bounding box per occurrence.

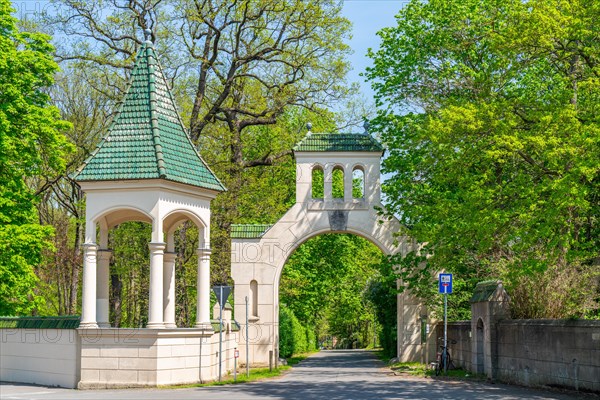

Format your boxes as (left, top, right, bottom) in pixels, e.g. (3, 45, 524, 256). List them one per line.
(439, 273, 453, 294)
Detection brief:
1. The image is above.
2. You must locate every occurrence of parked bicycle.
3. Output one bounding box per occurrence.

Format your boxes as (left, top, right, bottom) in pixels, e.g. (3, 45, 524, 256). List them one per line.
(433, 337, 456, 376)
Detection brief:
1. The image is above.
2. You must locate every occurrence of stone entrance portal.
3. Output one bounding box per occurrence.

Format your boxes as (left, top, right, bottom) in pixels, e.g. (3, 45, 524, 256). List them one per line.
(231, 126, 425, 365)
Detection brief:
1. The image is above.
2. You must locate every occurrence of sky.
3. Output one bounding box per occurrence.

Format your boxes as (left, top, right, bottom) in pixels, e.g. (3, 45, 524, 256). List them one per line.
(9, 0, 406, 100)
(341, 0, 409, 100)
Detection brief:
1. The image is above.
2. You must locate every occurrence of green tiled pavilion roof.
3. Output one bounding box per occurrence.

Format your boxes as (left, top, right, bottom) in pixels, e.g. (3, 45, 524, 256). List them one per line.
(73, 40, 225, 192)
(293, 132, 384, 153)
(231, 224, 272, 239)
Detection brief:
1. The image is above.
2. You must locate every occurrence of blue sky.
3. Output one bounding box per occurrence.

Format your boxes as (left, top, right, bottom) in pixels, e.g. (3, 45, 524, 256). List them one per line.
(342, 1, 409, 99)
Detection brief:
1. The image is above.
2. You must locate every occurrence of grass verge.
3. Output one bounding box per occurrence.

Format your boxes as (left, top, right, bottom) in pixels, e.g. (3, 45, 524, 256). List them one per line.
(161, 351, 316, 389)
(384, 356, 485, 381)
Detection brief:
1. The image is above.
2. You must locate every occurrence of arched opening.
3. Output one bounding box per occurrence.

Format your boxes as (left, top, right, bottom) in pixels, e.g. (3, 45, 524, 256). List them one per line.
(312, 166, 324, 199)
(93, 208, 209, 329)
(108, 221, 152, 328)
(352, 167, 365, 199)
(278, 233, 389, 358)
(332, 166, 344, 199)
(476, 318, 485, 375)
(250, 280, 258, 318)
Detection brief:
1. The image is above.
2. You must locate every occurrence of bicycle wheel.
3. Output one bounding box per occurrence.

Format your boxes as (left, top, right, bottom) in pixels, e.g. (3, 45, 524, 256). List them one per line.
(434, 355, 442, 376)
(441, 351, 447, 374)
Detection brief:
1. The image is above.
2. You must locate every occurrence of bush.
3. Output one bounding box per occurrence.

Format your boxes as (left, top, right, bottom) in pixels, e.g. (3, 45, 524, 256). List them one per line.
(306, 326, 317, 351)
(279, 308, 315, 357)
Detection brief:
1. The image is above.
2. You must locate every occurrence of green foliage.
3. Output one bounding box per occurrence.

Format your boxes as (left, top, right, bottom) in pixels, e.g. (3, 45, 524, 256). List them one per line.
(366, 0, 600, 318)
(109, 222, 151, 327)
(280, 234, 383, 350)
(312, 168, 324, 198)
(279, 307, 314, 358)
(43, 0, 357, 283)
(332, 168, 344, 198)
(0, 0, 72, 315)
(366, 260, 398, 358)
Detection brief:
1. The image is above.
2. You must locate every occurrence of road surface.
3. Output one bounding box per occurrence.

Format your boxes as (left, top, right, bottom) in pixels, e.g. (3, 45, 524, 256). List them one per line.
(1, 350, 593, 400)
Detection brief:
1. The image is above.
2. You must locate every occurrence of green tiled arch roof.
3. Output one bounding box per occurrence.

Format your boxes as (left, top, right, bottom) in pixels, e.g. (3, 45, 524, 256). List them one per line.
(231, 224, 273, 239)
(73, 40, 225, 192)
(293, 132, 384, 153)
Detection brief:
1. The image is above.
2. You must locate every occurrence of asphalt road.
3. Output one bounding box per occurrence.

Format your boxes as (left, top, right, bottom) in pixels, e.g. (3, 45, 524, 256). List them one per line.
(1, 350, 593, 400)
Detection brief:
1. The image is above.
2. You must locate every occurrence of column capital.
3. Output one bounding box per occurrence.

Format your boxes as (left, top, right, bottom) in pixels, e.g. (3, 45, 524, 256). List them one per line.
(163, 252, 177, 262)
(97, 249, 113, 261)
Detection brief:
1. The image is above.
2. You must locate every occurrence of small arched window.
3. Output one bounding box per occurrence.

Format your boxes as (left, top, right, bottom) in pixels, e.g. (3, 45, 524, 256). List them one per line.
(250, 280, 258, 317)
(352, 167, 365, 198)
(312, 166, 324, 199)
(332, 167, 344, 199)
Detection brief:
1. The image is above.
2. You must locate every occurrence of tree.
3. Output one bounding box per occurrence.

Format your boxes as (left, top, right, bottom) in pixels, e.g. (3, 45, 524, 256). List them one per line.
(280, 234, 383, 348)
(0, 0, 72, 315)
(44, 0, 355, 281)
(36, 70, 112, 315)
(366, 0, 600, 318)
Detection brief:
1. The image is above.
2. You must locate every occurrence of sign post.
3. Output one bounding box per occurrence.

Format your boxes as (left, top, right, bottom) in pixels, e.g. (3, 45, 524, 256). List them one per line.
(438, 273, 453, 375)
(234, 348, 239, 382)
(212, 285, 232, 383)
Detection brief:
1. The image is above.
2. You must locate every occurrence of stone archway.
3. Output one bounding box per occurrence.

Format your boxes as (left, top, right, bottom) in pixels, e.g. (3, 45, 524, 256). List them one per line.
(231, 128, 423, 365)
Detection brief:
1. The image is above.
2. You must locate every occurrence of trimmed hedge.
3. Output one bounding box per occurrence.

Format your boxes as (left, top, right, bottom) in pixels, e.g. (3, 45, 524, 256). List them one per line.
(279, 308, 316, 358)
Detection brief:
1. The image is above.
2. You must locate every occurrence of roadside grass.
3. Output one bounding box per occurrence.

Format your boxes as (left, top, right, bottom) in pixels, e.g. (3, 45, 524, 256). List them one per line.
(377, 350, 484, 381)
(161, 351, 315, 388)
(389, 361, 481, 380)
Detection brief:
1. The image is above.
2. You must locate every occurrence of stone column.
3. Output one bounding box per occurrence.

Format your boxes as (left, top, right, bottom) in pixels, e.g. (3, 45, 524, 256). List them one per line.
(195, 248, 212, 329)
(344, 165, 353, 201)
(96, 250, 112, 328)
(163, 252, 177, 328)
(324, 165, 333, 201)
(80, 243, 99, 328)
(147, 242, 166, 328)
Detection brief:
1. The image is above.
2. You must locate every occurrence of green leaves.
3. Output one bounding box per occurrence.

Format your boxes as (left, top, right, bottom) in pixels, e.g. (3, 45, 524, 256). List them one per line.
(280, 234, 384, 347)
(0, 0, 72, 315)
(367, 0, 600, 318)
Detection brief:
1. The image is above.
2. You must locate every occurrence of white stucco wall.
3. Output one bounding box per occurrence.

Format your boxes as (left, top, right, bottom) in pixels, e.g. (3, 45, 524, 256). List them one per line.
(0, 329, 80, 388)
(231, 150, 419, 365)
(78, 328, 237, 388)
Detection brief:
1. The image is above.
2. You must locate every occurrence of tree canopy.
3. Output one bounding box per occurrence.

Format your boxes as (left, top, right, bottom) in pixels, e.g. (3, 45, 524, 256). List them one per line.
(44, 0, 357, 282)
(0, 0, 72, 315)
(367, 0, 600, 318)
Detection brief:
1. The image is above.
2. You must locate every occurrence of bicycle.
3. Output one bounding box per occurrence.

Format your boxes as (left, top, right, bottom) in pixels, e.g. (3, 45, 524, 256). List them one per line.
(433, 337, 456, 376)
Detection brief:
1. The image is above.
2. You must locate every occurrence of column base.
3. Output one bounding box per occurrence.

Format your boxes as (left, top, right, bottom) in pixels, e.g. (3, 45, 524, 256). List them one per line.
(79, 322, 99, 329)
(194, 322, 214, 331)
(164, 323, 177, 329)
(146, 322, 165, 329)
(97, 322, 111, 328)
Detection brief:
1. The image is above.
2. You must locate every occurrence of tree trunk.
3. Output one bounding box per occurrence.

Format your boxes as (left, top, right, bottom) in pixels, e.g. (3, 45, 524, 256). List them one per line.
(110, 272, 123, 327)
(68, 220, 82, 315)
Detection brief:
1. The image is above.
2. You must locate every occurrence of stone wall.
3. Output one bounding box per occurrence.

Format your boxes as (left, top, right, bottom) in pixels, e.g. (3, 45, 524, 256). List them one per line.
(0, 328, 80, 388)
(434, 322, 472, 372)
(495, 320, 600, 392)
(1, 309, 240, 389)
(78, 327, 238, 388)
(438, 319, 600, 393)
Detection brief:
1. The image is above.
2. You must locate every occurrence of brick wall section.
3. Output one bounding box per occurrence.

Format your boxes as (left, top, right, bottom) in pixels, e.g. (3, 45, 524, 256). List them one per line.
(439, 319, 600, 393)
